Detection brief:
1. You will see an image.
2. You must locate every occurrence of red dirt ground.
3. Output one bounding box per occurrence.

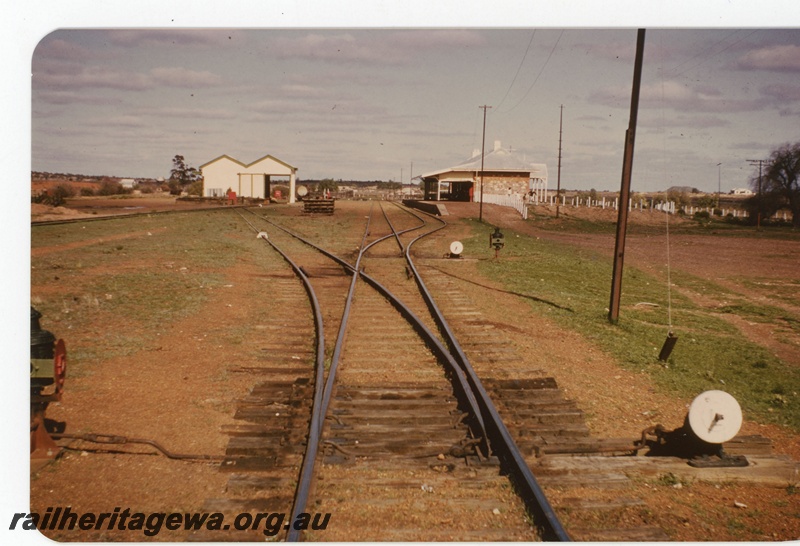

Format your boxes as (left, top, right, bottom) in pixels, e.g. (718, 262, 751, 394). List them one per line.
(28, 199, 800, 541)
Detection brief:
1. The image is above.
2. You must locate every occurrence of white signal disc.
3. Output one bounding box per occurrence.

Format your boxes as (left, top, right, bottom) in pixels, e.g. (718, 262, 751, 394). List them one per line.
(687, 390, 743, 444)
(297, 185, 309, 197)
(449, 241, 463, 255)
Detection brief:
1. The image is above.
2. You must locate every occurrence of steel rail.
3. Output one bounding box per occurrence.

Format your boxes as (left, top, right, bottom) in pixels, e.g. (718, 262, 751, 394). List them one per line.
(243, 205, 567, 540)
(31, 203, 243, 226)
(285, 207, 374, 541)
(378, 200, 423, 253)
(242, 207, 374, 542)
(247, 209, 489, 447)
(401, 207, 571, 541)
(234, 211, 327, 542)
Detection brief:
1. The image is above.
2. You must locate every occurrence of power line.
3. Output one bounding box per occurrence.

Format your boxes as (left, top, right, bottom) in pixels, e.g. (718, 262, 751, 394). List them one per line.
(667, 29, 759, 77)
(494, 31, 536, 112)
(504, 30, 564, 114)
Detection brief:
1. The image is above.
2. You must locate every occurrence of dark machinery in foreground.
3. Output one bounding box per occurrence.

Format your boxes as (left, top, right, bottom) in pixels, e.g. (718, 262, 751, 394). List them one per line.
(30, 306, 66, 459)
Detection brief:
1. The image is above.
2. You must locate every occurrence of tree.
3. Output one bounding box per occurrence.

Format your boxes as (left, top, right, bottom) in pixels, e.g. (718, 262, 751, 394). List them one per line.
(756, 142, 800, 227)
(169, 155, 202, 195)
(317, 178, 338, 194)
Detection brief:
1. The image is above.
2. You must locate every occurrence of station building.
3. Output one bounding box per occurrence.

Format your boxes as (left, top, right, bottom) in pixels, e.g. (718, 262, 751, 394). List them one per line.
(420, 141, 547, 202)
(200, 154, 298, 203)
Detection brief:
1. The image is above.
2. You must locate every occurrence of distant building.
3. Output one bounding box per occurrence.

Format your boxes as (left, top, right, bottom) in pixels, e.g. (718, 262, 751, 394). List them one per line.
(731, 188, 754, 195)
(420, 141, 547, 202)
(120, 178, 137, 189)
(200, 154, 298, 203)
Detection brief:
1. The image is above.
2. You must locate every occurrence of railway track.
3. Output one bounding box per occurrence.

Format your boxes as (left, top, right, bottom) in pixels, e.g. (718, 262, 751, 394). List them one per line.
(33, 200, 800, 542)
(197, 202, 568, 541)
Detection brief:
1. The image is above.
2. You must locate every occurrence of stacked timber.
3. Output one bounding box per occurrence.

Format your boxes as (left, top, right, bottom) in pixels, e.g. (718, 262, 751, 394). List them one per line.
(303, 199, 335, 214)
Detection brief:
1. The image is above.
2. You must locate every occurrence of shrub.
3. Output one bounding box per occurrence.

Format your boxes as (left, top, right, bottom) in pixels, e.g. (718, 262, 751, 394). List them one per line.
(97, 179, 123, 196)
(187, 180, 203, 196)
(80, 187, 95, 197)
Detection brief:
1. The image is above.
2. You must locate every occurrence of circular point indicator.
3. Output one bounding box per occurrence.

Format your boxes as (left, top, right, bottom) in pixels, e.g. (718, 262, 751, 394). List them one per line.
(687, 390, 743, 444)
(449, 241, 463, 255)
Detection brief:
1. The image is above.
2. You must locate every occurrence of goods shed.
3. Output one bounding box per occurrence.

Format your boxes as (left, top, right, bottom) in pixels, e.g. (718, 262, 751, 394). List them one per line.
(200, 154, 298, 203)
(421, 141, 547, 202)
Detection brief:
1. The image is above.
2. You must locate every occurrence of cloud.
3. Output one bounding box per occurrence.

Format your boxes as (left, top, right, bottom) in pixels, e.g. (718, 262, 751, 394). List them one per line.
(150, 67, 223, 87)
(639, 113, 730, 129)
(33, 65, 223, 93)
(105, 29, 237, 47)
(91, 115, 147, 128)
(589, 80, 764, 113)
(270, 30, 484, 65)
(34, 37, 98, 62)
(34, 90, 122, 106)
(760, 83, 800, 102)
(736, 44, 800, 72)
(135, 106, 236, 120)
(34, 66, 153, 91)
(569, 40, 636, 63)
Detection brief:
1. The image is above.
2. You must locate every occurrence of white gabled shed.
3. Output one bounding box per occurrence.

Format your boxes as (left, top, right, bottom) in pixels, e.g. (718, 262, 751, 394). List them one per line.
(200, 154, 298, 203)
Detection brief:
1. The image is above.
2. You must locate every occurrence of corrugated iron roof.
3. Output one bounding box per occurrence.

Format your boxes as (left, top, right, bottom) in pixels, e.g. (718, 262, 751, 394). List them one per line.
(422, 144, 547, 180)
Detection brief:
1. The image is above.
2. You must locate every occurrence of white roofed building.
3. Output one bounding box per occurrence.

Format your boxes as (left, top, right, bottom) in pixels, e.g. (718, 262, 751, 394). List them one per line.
(200, 154, 298, 203)
(420, 141, 547, 202)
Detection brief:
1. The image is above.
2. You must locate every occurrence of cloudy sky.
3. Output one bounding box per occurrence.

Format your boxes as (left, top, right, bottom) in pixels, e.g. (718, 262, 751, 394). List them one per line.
(21, 3, 800, 195)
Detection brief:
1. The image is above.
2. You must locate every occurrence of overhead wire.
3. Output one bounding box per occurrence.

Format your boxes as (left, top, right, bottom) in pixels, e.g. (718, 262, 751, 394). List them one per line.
(503, 29, 564, 114)
(494, 30, 536, 112)
(666, 29, 759, 78)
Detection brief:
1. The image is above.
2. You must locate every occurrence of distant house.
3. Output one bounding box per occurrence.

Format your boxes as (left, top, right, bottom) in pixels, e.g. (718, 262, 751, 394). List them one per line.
(200, 154, 298, 203)
(420, 141, 547, 202)
(731, 188, 754, 195)
(120, 178, 137, 189)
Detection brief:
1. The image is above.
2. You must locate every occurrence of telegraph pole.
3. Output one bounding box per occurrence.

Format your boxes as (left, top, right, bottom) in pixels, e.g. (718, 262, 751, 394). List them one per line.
(747, 159, 768, 229)
(608, 29, 646, 324)
(716, 163, 722, 208)
(479, 105, 491, 222)
(556, 104, 564, 218)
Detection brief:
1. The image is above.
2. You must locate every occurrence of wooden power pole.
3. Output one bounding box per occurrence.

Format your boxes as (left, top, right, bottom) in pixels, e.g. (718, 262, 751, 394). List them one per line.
(747, 159, 768, 230)
(479, 105, 491, 222)
(608, 29, 646, 324)
(556, 104, 563, 218)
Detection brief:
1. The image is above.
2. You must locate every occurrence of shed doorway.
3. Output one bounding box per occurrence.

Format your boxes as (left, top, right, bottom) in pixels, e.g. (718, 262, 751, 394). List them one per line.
(450, 181, 474, 202)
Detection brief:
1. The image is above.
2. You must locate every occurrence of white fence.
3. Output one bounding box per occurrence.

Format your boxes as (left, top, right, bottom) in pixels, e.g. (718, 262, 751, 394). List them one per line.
(531, 194, 790, 221)
(469, 192, 793, 223)
(475, 192, 528, 219)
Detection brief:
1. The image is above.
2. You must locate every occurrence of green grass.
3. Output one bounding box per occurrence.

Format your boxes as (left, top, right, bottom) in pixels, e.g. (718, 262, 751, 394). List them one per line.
(31, 210, 267, 368)
(460, 219, 800, 431)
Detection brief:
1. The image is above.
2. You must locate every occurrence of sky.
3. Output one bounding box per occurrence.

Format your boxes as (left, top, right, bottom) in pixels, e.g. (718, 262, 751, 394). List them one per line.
(21, 5, 800, 195)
